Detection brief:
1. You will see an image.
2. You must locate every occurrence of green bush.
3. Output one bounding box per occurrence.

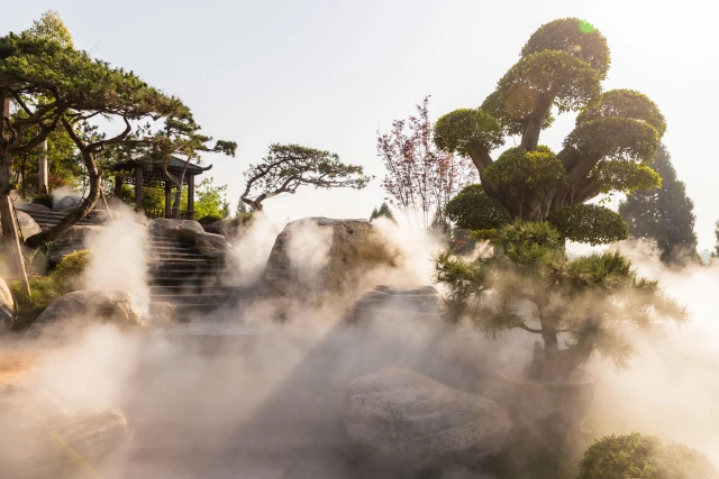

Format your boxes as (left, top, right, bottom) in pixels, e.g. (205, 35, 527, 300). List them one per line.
(32, 194, 54, 209)
(445, 183, 512, 231)
(8, 250, 91, 329)
(577, 433, 718, 479)
(198, 215, 222, 226)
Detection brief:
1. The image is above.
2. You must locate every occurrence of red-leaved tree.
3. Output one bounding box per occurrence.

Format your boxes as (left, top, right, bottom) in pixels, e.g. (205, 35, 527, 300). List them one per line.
(377, 96, 478, 229)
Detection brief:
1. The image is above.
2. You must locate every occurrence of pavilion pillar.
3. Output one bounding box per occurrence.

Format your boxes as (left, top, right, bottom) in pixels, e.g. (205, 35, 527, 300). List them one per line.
(164, 181, 172, 218)
(114, 175, 123, 198)
(135, 167, 143, 213)
(187, 174, 195, 220)
(38, 140, 48, 195)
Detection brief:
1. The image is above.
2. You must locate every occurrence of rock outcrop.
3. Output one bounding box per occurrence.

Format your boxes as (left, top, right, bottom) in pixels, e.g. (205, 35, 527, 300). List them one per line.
(15, 203, 51, 213)
(0, 402, 128, 479)
(149, 219, 228, 259)
(345, 285, 442, 324)
(263, 218, 399, 298)
(0, 277, 15, 331)
(32, 289, 144, 330)
(341, 368, 511, 467)
(0, 210, 42, 240)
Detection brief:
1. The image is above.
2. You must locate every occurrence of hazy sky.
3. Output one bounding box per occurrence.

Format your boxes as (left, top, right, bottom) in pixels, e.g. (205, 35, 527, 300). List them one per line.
(4, 0, 719, 248)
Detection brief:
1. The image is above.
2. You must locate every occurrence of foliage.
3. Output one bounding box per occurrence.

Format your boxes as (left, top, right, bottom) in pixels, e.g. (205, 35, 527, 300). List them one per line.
(435, 222, 685, 380)
(241, 143, 369, 212)
(26, 10, 74, 47)
(713, 221, 719, 259)
(369, 202, 396, 223)
(444, 184, 512, 231)
(577, 433, 718, 479)
(31, 194, 53, 209)
(8, 249, 90, 328)
(619, 145, 698, 264)
(194, 177, 230, 219)
(433, 18, 665, 238)
(198, 215, 222, 226)
(379, 96, 479, 228)
(548, 204, 628, 245)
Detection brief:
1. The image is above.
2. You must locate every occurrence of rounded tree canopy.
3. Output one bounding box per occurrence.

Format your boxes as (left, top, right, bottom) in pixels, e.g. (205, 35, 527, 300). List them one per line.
(481, 90, 555, 137)
(498, 50, 602, 115)
(485, 146, 566, 190)
(521, 18, 610, 79)
(577, 89, 667, 137)
(547, 204, 628, 245)
(564, 116, 660, 164)
(444, 184, 512, 231)
(434, 108, 504, 156)
(587, 158, 661, 195)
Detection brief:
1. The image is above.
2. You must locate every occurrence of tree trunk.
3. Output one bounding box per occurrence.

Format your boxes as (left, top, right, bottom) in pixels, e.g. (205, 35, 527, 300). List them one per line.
(25, 148, 101, 249)
(520, 94, 554, 151)
(39, 139, 48, 195)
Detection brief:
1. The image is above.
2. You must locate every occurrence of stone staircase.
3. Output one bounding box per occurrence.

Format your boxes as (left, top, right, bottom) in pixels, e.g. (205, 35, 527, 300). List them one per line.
(17, 207, 108, 231)
(148, 233, 241, 320)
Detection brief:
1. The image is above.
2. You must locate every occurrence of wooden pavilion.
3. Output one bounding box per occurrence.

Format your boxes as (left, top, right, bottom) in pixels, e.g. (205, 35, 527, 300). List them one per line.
(108, 157, 212, 220)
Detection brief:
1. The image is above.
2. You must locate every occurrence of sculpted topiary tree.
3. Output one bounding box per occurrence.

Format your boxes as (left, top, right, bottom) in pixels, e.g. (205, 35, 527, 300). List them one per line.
(435, 19, 683, 381)
(434, 18, 663, 242)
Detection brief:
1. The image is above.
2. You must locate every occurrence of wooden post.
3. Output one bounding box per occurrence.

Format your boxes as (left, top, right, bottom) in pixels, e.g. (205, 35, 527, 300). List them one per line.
(39, 139, 48, 195)
(134, 167, 143, 213)
(187, 174, 195, 220)
(164, 181, 172, 218)
(114, 175, 123, 199)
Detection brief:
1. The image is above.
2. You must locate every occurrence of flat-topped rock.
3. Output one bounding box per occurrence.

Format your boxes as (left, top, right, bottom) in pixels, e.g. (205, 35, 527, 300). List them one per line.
(341, 368, 511, 467)
(345, 285, 442, 324)
(32, 289, 144, 330)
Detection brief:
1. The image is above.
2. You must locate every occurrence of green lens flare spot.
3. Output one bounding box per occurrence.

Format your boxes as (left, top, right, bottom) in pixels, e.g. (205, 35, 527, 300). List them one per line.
(578, 21, 596, 34)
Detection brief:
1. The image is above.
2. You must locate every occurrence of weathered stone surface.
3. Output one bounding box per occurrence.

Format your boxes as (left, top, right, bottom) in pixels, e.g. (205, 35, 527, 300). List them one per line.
(341, 368, 511, 466)
(0, 402, 128, 479)
(15, 203, 51, 213)
(46, 225, 103, 265)
(148, 302, 176, 325)
(0, 277, 15, 331)
(345, 285, 442, 324)
(32, 289, 144, 329)
(263, 217, 399, 297)
(195, 232, 228, 259)
(148, 218, 204, 237)
(53, 194, 82, 212)
(0, 210, 42, 240)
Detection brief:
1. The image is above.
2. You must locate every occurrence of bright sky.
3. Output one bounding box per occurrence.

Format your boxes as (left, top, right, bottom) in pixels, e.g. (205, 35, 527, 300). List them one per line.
(4, 0, 719, 249)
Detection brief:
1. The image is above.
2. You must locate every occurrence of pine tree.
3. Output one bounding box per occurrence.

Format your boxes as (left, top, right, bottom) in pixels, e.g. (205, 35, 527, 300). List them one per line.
(369, 202, 396, 223)
(619, 145, 698, 264)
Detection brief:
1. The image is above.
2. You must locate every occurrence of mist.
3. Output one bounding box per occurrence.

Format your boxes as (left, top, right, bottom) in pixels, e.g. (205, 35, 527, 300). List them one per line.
(2, 218, 718, 477)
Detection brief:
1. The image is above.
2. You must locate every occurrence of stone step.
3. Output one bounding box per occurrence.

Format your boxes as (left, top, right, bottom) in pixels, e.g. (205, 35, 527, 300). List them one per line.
(149, 285, 238, 295)
(149, 277, 220, 287)
(150, 294, 237, 305)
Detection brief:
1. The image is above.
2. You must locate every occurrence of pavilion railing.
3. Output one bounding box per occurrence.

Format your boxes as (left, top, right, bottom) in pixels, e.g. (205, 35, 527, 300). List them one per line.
(144, 208, 195, 220)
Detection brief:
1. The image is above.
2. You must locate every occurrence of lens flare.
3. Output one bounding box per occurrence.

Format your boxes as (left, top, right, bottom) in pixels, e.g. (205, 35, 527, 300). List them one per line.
(579, 20, 596, 34)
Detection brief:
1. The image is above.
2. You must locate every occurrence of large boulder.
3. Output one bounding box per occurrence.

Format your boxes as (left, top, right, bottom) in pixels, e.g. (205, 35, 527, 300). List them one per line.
(194, 231, 227, 259)
(0, 277, 15, 331)
(345, 285, 442, 324)
(32, 289, 144, 330)
(341, 368, 511, 467)
(53, 194, 82, 212)
(46, 225, 104, 265)
(15, 203, 51, 213)
(0, 402, 128, 479)
(0, 210, 42, 240)
(263, 218, 400, 298)
(148, 218, 204, 238)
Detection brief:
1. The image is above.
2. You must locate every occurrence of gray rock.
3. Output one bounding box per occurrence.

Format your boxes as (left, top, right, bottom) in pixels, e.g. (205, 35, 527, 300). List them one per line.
(148, 218, 204, 237)
(53, 194, 82, 212)
(15, 203, 51, 213)
(149, 302, 176, 325)
(32, 289, 144, 329)
(0, 277, 15, 331)
(0, 210, 42, 240)
(346, 285, 442, 324)
(46, 225, 103, 265)
(194, 232, 228, 259)
(341, 368, 511, 467)
(263, 217, 400, 298)
(0, 403, 127, 479)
